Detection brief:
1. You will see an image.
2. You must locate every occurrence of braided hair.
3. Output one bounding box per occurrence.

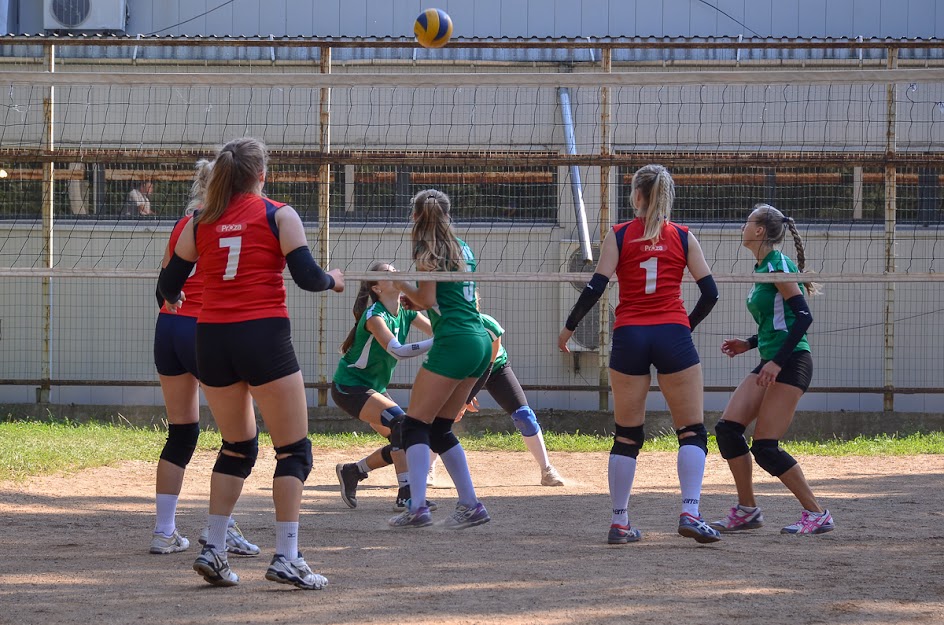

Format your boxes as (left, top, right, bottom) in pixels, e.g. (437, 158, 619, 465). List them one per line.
(752, 203, 820, 295)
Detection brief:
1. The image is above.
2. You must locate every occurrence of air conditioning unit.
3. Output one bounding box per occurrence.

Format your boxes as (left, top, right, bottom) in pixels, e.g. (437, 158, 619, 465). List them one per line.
(559, 241, 615, 353)
(44, 0, 128, 33)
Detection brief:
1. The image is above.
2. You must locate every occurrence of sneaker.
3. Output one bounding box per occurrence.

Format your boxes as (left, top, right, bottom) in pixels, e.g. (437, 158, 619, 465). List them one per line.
(336, 463, 367, 509)
(388, 506, 433, 528)
(540, 465, 565, 487)
(710, 505, 765, 533)
(265, 552, 328, 590)
(199, 521, 261, 556)
(678, 512, 722, 544)
(607, 524, 642, 544)
(442, 502, 491, 530)
(393, 487, 438, 512)
(192, 544, 239, 587)
(149, 529, 190, 554)
(781, 509, 835, 535)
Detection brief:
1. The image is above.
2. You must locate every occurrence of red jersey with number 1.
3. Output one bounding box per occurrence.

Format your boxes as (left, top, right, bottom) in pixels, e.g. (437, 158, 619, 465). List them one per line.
(159, 215, 204, 318)
(613, 218, 690, 329)
(195, 193, 289, 324)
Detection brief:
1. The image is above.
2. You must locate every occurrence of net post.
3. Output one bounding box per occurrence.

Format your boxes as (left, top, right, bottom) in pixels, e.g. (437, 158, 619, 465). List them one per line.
(39, 43, 55, 404)
(317, 45, 332, 408)
(883, 47, 898, 412)
(597, 47, 612, 412)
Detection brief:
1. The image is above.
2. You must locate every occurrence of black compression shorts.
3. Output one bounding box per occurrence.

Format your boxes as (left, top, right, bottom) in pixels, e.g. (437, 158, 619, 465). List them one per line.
(751, 350, 813, 392)
(196, 317, 299, 387)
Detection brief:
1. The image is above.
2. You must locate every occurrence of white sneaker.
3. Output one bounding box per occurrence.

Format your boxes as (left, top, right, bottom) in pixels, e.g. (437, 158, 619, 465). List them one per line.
(150, 529, 190, 554)
(199, 520, 260, 556)
(192, 544, 239, 586)
(541, 465, 565, 487)
(427, 463, 436, 486)
(265, 553, 328, 590)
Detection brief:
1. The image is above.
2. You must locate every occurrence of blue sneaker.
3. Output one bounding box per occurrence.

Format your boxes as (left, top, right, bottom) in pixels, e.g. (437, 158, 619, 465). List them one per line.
(388, 505, 433, 528)
(678, 513, 722, 544)
(607, 524, 642, 544)
(442, 502, 491, 529)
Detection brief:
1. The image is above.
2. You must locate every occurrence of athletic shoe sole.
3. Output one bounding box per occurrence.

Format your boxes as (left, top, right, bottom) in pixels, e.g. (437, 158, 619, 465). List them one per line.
(678, 525, 722, 544)
(335, 463, 357, 509)
(192, 561, 238, 587)
(709, 520, 764, 532)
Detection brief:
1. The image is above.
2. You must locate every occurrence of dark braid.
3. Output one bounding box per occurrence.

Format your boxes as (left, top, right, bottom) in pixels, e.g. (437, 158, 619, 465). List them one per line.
(753, 204, 820, 295)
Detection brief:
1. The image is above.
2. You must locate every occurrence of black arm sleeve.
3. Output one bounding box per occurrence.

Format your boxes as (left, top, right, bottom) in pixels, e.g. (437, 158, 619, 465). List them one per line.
(687, 275, 719, 331)
(157, 254, 196, 304)
(771, 294, 813, 367)
(565, 273, 609, 331)
(155, 270, 166, 309)
(747, 335, 758, 350)
(285, 246, 335, 293)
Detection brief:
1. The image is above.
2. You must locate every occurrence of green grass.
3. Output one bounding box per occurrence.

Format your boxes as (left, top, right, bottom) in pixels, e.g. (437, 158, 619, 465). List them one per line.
(0, 420, 942, 481)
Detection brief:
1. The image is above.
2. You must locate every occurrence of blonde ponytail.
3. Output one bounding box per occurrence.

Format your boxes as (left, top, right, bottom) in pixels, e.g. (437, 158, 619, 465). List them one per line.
(631, 165, 675, 243)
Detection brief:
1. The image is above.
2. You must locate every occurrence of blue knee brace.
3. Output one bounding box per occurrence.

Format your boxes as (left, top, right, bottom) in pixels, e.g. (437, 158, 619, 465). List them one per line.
(380, 405, 406, 428)
(511, 406, 540, 437)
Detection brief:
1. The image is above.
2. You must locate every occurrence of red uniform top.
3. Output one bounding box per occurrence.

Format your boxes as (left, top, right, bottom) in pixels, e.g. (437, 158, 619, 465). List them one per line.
(613, 218, 690, 329)
(195, 193, 289, 324)
(160, 215, 204, 318)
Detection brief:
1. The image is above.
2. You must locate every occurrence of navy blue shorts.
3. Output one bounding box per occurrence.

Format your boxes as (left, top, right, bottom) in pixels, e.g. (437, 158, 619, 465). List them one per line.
(609, 323, 700, 376)
(154, 313, 199, 378)
(196, 317, 300, 388)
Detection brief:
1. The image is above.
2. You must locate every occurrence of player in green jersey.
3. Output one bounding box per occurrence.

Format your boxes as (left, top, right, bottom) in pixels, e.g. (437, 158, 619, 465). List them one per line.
(711, 204, 834, 535)
(332, 261, 437, 512)
(389, 189, 492, 530)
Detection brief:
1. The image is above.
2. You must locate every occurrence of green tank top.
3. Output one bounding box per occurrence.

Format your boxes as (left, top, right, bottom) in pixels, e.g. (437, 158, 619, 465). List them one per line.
(480, 313, 508, 372)
(746, 249, 811, 361)
(333, 301, 418, 393)
(426, 238, 488, 340)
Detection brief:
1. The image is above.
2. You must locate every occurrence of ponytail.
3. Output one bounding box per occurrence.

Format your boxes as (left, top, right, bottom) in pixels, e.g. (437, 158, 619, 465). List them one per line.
(185, 159, 213, 216)
(753, 204, 821, 296)
(631, 165, 676, 243)
(339, 261, 391, 354)
(198, 137, 268, 225)
(784, 217, 821, 295)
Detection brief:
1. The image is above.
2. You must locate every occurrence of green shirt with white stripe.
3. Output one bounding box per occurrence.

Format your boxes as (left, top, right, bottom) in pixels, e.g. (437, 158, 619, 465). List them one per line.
(746, 249, 811, 361)
(333, 301, 418, 393)
(426, 238, 488, 340)
(480, 313, 508, 372)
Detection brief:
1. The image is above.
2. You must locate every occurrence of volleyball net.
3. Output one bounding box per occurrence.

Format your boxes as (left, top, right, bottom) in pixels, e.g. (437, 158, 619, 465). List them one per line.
(1, 37, 943, 410)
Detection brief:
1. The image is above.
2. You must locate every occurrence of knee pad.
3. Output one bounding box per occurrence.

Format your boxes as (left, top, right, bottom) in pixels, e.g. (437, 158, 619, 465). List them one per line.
(213, 432, 259, 479)
(611, 440, 641, 458)
(676, 423, 708, 455)
(715, 420, 750, 460)
(400, 416, 431, 450)
(429, 417, 461, 454)
(380, 444, 394, 465)
(614, 423, 644, 446)
(380, 405, 406, 429)
(511, 407, 540, 437)
(159, 422, 201, 469)
(274, 437, 313, 482)
(750, 439, 797, 477)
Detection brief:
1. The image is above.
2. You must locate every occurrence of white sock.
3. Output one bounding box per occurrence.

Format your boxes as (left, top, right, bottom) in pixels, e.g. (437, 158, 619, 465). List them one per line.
(739, 504, 758, 512)
(406, 444, 430, 513)
(440, 444, 477, 508)
(608, 454, 637, 527)
(429, 453, 439, 471)
(206, 514, 230, 551)
(397, 472, 409, 487)
(154, 494, 178, 536)
(276, 521, 299, 558)
(678, 446, 707, 517)
(522, 429, 551, 470)
(356, 458, 371, 474)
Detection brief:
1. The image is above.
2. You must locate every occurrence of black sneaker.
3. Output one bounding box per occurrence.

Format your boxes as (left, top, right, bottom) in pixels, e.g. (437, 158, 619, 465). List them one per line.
(392, 485, 438, 512)
(336, 463, 367, 509)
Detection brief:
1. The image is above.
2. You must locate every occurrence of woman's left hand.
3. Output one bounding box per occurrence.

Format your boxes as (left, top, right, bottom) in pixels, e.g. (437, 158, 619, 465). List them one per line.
(558, 328, 574, 353)
(756, 361, 782, 387)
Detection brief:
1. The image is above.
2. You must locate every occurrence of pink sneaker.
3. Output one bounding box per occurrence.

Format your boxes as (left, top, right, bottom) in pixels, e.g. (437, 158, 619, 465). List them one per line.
(710, 505, 764, 532)
(780, 509, 834, 535)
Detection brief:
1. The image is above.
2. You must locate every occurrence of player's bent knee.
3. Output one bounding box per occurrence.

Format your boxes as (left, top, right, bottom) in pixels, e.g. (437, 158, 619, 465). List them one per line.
(429, 417, 460, 454)
(274, 437, 313, 482)
(213, 432, 259, 479)
(511, 407, 540, 437)
(750, 439, 797, 477)
(159, 422, 201, 469)
(380, 444, 394, 465)
(380, 405, 405, 428)
(676, 423, 708, 454)
(611, 440, 641, 458)
(400, 416, 431, 450)
(715, 420, 750, 459)
(614, 423, 644, 447)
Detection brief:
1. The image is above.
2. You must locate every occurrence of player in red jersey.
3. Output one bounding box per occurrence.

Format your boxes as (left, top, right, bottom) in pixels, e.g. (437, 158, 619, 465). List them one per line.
(159, 138, 343, 590)
(559, 164, 721, 545)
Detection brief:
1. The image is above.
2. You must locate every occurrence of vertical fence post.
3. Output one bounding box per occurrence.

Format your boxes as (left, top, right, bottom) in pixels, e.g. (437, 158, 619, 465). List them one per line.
(39, 44, 55, 404)
(317, 46, 332, 407)
(883, 48, 898, 412)
(598, 47, 611, 412)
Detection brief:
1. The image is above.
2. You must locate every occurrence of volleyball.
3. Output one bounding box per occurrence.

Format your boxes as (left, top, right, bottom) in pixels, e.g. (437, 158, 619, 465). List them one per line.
(414, 8, 453, 49)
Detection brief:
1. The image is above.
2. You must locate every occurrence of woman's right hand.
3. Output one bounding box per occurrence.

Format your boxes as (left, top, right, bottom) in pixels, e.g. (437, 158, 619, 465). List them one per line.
(558, 327, 574, 353)
(329, 269, 345, 292)
(721, 338, 750, 358)
(164, 291, 186, 313)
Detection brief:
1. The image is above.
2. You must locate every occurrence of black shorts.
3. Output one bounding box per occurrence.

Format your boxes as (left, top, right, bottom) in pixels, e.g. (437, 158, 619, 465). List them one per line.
(331, 382, 392, 419)
(196, 317, 299, 388)
(609, 323, 700, 376)
(154, 313, 199, 378)
(484, 364, 529, 414)
(752, 350, 813, 392)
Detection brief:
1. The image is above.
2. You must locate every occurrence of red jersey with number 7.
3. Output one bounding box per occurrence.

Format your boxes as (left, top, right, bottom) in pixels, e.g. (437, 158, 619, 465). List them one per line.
(160, 214, 204, 318)
(612, 218, 690, 329)
(195, 193, 289, 323)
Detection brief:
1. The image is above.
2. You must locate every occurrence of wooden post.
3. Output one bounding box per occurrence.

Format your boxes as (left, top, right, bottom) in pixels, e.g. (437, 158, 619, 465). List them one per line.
(317, 46, 332, 407)
(39, 44, 55, 404)
(598, 47, 611, 412)
(883, 48, 898, 412)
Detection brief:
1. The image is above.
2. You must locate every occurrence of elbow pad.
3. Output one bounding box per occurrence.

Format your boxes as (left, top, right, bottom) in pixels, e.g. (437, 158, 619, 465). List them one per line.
(771, 294, 813, 366)
(385, 338, 434, 361)
(688, 275, 719, 331)
(285, 246, 335, 293)
(158, 253, 196, 304)
(565, 272, 609, 331)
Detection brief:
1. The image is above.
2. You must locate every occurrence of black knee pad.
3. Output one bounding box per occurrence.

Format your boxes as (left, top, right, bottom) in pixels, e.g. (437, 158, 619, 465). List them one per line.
(611, 440, 641, 458)
(715, 420, 750, 460)
(159, 422, 201, 469)
(400, 416, 431, 450)
(274, 437, 313, 482)
(750, 439, 798, 477)
(614, 423, 644, 446)
(429, 417, 460, 455)
(380, 444, 394, 465)
(676, 423, 708, 455)
(213, 432, 259, 479)
(387, 414, 405, 450)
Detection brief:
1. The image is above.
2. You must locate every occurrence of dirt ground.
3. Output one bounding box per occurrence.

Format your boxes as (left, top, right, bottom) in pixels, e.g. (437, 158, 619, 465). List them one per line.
(1, 448, 943, 625)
